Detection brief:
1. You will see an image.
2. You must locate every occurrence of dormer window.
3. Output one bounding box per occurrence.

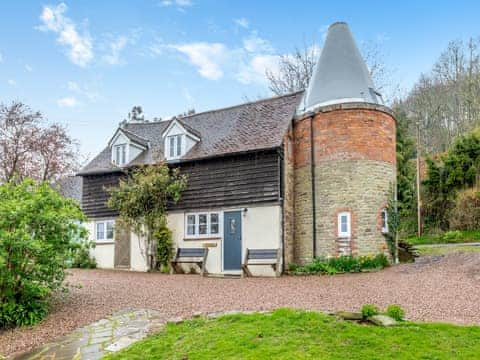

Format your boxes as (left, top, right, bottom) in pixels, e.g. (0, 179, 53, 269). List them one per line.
(168, 135, 183, 159)
(114, 144, 127, 166)
(162, 119, 200, 161)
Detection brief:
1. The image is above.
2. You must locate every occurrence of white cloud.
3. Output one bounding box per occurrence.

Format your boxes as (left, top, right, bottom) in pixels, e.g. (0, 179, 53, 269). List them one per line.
(57, 96, 79, 107)
(160, 0, 192, 8)
(234, 18, 249, 29)
(38, 3, 93, 67)
(166, 29, 294, 87)
(170, 42, 227, 80)
(67, 80, 99, 102)
(102, 35, 129, 65)
(236, 54, 280, 85)
(25, 64, 33, 72)
(0, 53, 3, 63)
(7, 79, 17, 86)
(242, 32, 274, 53)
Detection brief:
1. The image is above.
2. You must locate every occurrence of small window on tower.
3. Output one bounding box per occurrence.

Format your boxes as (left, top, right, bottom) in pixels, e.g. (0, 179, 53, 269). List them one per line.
(381, 209, 388, 233)
(337, 212, 351, 238)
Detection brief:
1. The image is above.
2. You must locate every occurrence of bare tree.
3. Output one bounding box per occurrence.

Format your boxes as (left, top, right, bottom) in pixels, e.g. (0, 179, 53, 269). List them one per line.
(0, 101, 79, 183)
(401, 38, 480, 153)
(35, 124, 79, 181)
(266, 44, 318, 96)
(266, 40, 395, 102)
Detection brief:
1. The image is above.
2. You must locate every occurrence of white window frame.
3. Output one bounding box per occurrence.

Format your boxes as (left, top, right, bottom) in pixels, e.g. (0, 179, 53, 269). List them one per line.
(381, 209, 389, 234)
(113, 144, 127, 166)
(166, 134, 184, 160)
(185, 212, 222, 239)
(337, 212, 351, 238)
(95, 220, 115, 243)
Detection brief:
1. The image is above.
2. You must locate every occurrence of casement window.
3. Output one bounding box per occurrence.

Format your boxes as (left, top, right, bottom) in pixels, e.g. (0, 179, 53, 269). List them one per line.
(114, 144, 127, 166)
(96, 220, 115, 242)
(185, 212, 221, 238)
(337, 212, 351, 238)
(381, 209, 388, 233)
(167, 135, 183, 159)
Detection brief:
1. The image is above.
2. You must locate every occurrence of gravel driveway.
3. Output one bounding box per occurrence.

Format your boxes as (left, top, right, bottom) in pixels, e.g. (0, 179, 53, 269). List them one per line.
(2, 252, 480, 357)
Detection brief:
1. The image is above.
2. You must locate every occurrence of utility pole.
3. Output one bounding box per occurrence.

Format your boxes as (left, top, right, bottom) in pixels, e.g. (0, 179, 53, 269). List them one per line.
(416, 121, 422, 237)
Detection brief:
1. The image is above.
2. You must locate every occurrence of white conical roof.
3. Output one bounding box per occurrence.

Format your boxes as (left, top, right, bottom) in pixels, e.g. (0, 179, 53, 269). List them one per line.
(297, 22, 382, 114)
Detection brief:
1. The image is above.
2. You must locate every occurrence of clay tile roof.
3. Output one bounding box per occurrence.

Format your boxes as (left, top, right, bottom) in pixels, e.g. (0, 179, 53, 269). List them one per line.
(119, 127, 150, 148)
(78, 91, 303, 175)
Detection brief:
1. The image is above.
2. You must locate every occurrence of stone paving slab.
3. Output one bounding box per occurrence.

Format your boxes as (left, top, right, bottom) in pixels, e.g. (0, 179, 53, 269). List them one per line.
(12, 309, 165, 360)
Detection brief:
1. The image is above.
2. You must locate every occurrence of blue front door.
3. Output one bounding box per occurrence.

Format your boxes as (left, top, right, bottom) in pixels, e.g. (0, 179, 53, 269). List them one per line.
(223, 211, 242, 270)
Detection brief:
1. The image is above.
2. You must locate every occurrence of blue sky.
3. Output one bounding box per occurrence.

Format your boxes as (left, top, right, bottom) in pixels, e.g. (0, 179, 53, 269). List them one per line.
(1, 1, 479, 162)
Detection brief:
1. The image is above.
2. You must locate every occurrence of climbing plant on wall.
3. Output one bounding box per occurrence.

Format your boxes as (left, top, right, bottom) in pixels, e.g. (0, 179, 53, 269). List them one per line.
(107, 163, 187, 270)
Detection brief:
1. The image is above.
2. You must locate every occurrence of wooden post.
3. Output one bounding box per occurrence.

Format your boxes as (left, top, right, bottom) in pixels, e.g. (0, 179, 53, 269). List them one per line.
(416, 121, 422, 237)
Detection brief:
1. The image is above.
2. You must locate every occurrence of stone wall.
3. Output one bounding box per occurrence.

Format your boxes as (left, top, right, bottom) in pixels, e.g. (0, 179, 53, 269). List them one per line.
(292, 104, 396, 263)
(282, 128, 296, 266)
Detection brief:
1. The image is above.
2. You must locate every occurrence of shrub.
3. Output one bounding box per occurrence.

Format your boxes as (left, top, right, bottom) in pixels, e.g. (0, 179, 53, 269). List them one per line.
(361, 304, 379, 318)
(291, 254, 390, 275)
(386, 305, 405, 321)
(0, 180, 86, 328)
(154, 225, 173, 270)
(69, 239, 96, 269)
(450, 188, 480, 231)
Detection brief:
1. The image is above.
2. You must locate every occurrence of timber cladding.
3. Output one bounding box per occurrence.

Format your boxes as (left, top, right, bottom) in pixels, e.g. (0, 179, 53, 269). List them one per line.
(82, 172, 124, 218)
(170, 150, 282, 210)
(82, 150, 282, 218)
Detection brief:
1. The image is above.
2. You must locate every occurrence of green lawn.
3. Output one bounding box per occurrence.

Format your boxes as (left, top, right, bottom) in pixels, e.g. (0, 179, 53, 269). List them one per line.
(103, 309, 480, 360)
(417, 244, 480, 256)
(405, 230, 480, 245)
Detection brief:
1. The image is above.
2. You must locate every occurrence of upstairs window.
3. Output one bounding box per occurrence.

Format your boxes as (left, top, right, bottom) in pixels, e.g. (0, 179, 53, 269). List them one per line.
(337, 212, 351, 238)
(185, 212, 221, 238)
(167, 135, 183, 159)
(114, 144, 127, 166)
(381, 209, 388, 233)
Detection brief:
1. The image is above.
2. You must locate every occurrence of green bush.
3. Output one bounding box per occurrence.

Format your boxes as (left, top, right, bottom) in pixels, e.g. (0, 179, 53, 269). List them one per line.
(450, 188, 480, 231)
(291, 254, 390, 275)
(386, 305, 405, 321)
(154, 224, 173, 269)
(0, 180, 86, 328)
(361, 304, 379, 318)
(69, 239, 96, 269)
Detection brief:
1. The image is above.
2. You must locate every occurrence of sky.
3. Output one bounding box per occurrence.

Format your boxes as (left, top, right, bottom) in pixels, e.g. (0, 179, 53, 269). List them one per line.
(1, 1, 480, 162)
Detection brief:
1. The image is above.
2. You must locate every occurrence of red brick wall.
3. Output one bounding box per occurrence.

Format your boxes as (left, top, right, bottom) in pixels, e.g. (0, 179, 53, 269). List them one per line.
(291, 105, 396, 262)
(294, 108, 396, 168)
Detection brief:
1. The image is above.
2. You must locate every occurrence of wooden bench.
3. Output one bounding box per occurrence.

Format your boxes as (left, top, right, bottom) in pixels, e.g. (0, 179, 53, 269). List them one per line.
(171, 248, 209, 276)
(242, 248, 281, 277)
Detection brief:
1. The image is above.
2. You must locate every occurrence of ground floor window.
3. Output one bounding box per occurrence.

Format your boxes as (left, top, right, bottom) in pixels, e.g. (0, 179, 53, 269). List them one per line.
(186, 212, 221, 238)
(337, 212, 351, 238)
(96, 220, 115, 242)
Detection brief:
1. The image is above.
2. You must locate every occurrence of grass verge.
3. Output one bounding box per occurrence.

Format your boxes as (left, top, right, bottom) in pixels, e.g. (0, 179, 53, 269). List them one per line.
(405, 230, 480, 245)
(417, 245, 480, 256)
(103, 309, 480, 360)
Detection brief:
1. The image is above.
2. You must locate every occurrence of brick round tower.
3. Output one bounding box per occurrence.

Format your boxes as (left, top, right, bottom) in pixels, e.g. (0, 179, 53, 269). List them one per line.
(290, 22, 396, 264)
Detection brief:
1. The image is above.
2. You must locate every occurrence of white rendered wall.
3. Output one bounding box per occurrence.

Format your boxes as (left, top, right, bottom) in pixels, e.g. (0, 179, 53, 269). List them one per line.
(167, 204, 282, 276)
(86, 221, 114, 269)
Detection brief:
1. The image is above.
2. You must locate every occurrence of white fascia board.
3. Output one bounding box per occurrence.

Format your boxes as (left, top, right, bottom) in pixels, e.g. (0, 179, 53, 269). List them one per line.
(162, 119, 200, 142)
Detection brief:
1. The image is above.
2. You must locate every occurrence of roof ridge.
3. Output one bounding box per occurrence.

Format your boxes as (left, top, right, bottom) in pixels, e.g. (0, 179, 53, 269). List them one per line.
(128, 90, 304, 126)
